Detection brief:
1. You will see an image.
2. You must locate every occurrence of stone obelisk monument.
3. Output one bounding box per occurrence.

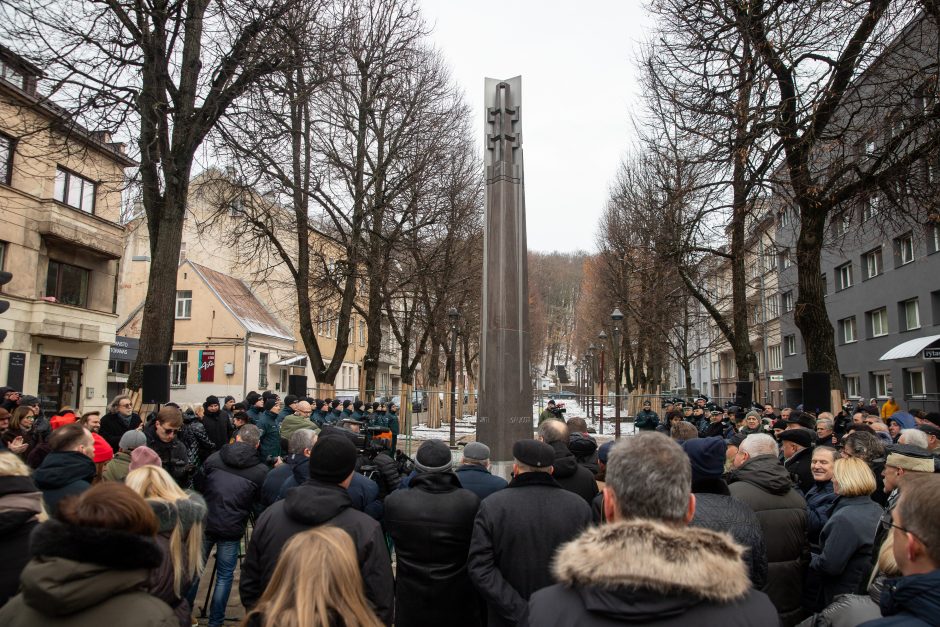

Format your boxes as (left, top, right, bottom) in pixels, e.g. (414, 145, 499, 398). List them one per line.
(477, 76, 533, 468)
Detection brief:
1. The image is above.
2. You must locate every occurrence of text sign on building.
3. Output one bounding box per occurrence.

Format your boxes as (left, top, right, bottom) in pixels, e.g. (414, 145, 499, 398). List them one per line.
(6, 352, 25, 390)
(109, 336, 140, 362)
(924, 348, 940, 360)
(198, 350, 215, 382)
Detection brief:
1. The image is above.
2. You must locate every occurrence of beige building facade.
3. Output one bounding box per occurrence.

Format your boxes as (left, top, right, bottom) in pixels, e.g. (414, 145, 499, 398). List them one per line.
(0, 46, 134, 414)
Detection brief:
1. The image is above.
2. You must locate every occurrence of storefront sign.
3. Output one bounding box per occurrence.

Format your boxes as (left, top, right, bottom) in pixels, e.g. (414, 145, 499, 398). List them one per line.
(198, 349, 216, 382)
(924, 348, 940, 360)
(6, 352, 25, 390)
(109, 336, 140, 362)
(770, 374, 784, 382)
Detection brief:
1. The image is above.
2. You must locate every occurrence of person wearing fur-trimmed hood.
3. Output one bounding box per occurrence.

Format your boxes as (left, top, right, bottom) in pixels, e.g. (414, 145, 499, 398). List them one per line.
(526, 432, 777, 626)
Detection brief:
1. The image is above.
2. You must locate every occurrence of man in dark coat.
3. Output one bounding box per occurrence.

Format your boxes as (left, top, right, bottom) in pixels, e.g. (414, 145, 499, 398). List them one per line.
(527, 432, 777, 627)
(681, 436, 768, 588)
(633, 399, 660, 431)
(0, 469, 43, 605)
(455, 442, 508, 500)
(33, 423, 96, 516)
(255, 398, 282, 464)
(566, 417, 599, 475)
(780, 428, 815, 494)
(202, 395, 232, 452)
(385, 440, 481, 627)
(537, 419, 598, 503)
(260, 428, 316, 508)
(240, 433, 394, 625)
(467, 439, 592, 627)
(98, 394, 142, 454)
(143, 406, 192, 488)
(191, 424, 268, 627)
(728, 433, 808, 626)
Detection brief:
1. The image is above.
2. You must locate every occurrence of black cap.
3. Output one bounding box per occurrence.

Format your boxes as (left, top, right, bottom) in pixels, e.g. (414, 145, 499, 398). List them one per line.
(308, 434, 358, 484)
(779, 428, 813, 449)
(917, 423, 940, 438)
(512, 439, 555, 468)
(786, 411, 816, 430)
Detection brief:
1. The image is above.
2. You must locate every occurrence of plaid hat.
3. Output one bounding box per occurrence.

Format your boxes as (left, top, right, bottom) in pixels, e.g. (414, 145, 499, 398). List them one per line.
(129, 446, 162, 471)
(462, 442, 490, 461)
(118, 430, 148, 451)
(308, 434, 357, 483)
(414, 440, 453, 473)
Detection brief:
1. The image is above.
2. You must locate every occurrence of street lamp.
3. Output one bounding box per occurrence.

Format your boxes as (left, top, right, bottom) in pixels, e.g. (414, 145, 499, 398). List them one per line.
(448, 307, 460, 447)
(598, 331, 607, 434)
(587, 344, 596, 420)
(611, 307, 624, 439)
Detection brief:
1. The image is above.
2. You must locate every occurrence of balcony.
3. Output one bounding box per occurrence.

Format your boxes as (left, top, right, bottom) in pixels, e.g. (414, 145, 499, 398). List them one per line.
(23, 299, 117, 344)
(34, 199, 124, 259)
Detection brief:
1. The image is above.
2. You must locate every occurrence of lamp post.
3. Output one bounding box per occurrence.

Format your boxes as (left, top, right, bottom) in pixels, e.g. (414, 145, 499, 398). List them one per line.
(611, 307, 624, 439)
(598, 331, 607, 434)
(448, 307, 460, 447)
(587, 345, 596, 420)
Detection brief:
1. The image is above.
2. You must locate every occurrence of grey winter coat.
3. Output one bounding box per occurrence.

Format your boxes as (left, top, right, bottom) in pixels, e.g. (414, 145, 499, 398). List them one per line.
(525, 519, 778, 627)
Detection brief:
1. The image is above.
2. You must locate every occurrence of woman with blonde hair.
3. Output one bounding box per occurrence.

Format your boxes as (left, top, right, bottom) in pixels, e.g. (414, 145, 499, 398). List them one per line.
(806, 456, 884, 611)
(0, 452, 46, 605)
(125, 464, 207, 627)
(241, 526, 382, 627)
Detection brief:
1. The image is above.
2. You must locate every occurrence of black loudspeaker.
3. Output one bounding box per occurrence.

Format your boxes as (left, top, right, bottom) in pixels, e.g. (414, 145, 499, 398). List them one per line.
(288, 375, 308, 397)
(141, 364, 171, 405)
(802, 372, 831, 414)
(734, 381, 753, 409)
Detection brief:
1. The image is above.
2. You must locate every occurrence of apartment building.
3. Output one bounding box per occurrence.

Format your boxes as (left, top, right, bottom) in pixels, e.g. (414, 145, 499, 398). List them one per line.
(0, 46, 134, 414)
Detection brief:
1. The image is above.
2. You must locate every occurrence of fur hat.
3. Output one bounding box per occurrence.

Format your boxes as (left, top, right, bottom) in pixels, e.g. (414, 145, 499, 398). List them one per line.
(129, 446, 162, 471)
(308, 434, 357, 483)
(414, 440, 453, 473)
(205, 395, 221, 407)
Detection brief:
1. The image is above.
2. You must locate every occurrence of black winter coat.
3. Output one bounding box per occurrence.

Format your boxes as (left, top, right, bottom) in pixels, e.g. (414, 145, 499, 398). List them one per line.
(690, 477, 769, 589)
(810, 495, 883, 609)
(260, 454, 301, 508)
(728, 454, 809, 626)
(0, 476, 43, 606)
(194, 443, 268, 541)
(276, 456, 382, 519)
(384, 472, 481, 627)
(201, 410, 232, 453)
(99, 411, 142, 454)
(240, 479, 394, 625)
(179, 414, 214, 465)
(525, 518, 778, 627)
(144, 424, 193, 489)
(548, 440, 598, 504)
(467, 471, 592, 627)
(633, 409, 660, 430)
(567, 433, 599, 475)
(455, 464, 508, 500)
(33, 450, 96, 516)
(786, 446, 816, 494)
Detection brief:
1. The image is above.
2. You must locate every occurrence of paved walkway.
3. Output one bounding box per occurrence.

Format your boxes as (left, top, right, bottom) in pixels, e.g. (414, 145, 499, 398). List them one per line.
(191, 548, 246, 626)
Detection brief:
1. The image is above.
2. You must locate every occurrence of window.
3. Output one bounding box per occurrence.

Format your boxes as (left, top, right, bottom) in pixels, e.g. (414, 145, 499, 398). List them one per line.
(317, 308, 324, 335)
(896, 232, 914, 265)
(45, 260, 89, 307)
(0, 59, 25, 89)
(838, 211, 851, 235)
(840, 316, 857, 344)
(902, 298, 920, 331)
(0, 132, 12, 185)
(780, 250, 792, 270)
(53, 167, 96, 214)
(170, 350, 188, 387)
(175, 290, 192, 319)
(358, 320, 365, 346)
(0, 241, 5, 273)
(844, 375, 861, 399)
(836, 263, 853, 290)
(782, 291, 794, 313)
(768, 344, 782, 370)
(928, 223, 940, 254)
(864, 194, 881, 221)
(784, 334, 797, 356)
(780, 210, 790, 227)
(765, 295, 779, 320)
(178, 242, 187, 265)
(873, 372, 892, 398)
(906, 369, 926, 398)
(821, 273, 828, 296)
(258, 352, 268, 389)
(864, 248, 883, 279)
(869, 307, 888, 337)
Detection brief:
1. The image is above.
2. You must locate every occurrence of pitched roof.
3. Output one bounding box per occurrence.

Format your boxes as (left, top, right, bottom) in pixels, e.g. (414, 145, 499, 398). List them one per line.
(186, 261, 294, 342)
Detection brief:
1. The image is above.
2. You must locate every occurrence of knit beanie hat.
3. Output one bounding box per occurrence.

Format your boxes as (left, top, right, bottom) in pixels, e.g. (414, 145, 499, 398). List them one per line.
(414, 440, 453, 473)
(330, 400, 341, 410)
(129, 446, 163, 471)
(263, 398, 278, 413)
(681, 436, 726, 480)
(91, 433, 114, 464)
(342, 399, 352, 409)
(284, 395, 299, 407)
(118, 430, 147, 452)
(308, 435, 357, 483)
(262, 390, 277, 401)
(205, 395, 221, 407)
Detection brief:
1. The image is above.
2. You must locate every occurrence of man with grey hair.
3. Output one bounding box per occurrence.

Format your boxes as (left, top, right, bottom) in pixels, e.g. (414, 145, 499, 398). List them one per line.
(468, 439, 591, 627)
(816, 415, 836, 445)
(527, 432, 777, 626)
(455, 441, 508, 500)
(728, 433, 808, 625)
(898, 428, 929, 449)
(99, 393, 142, 454)
(261, 428, 317, 507)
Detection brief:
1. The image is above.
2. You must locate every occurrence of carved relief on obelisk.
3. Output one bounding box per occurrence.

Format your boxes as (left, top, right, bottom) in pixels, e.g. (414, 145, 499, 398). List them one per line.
(478, 76, 533, 466)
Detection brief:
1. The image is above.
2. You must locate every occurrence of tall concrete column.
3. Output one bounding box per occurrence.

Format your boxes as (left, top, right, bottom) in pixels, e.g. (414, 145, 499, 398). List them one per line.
(477, 76, 533, 465)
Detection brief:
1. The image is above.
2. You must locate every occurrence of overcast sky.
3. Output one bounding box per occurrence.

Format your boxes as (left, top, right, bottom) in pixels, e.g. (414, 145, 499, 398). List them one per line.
(418, 0, 652, 254)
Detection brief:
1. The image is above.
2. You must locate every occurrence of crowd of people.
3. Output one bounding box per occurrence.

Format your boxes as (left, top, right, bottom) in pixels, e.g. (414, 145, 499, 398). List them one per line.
(0, 383, 938, 626)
